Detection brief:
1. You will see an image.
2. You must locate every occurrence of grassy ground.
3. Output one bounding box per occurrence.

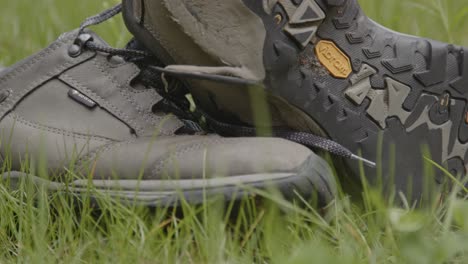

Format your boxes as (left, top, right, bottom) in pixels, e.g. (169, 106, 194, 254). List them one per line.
(0, 0, 468, 263)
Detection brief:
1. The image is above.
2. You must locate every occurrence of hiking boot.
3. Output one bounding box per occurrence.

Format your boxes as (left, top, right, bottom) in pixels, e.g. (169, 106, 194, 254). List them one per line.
(0, 9, 336, 207)
(122, 0, 468, 201)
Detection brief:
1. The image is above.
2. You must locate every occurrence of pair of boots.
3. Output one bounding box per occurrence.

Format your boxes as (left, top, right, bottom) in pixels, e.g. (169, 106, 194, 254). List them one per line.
(2, 0, 466, 206)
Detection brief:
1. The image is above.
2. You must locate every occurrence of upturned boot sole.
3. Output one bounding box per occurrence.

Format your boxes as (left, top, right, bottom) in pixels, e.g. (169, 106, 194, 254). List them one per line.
(122, 0, 468, 201)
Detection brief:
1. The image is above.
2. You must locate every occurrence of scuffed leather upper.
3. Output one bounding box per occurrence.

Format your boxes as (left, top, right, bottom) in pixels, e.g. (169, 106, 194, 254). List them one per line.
(0, 30, 313, 180)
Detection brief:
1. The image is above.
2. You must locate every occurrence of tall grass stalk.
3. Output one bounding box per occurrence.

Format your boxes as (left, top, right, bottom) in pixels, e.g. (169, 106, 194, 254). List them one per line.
(0, 0, 467, 263)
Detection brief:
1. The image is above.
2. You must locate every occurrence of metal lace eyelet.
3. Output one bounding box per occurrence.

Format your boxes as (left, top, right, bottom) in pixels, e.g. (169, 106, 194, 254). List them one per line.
(68, 33, 93, 58)
(68, 44, 82, 58)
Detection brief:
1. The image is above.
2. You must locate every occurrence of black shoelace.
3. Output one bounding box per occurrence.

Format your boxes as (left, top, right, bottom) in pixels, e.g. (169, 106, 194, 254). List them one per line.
(71, 4, 377, 168)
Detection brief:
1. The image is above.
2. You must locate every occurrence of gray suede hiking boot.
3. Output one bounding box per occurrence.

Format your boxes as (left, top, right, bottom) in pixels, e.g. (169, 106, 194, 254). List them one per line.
(122, 0, 468, 201)
(0, 19, 336, 206)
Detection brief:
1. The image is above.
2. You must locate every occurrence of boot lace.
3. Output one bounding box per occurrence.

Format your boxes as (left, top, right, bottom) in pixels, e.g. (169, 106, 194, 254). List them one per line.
(70, 4, 376, 168)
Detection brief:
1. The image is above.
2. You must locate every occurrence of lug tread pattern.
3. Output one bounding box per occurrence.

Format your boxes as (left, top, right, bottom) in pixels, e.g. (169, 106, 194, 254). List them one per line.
(252, 0, 468, 198)
(279, 0, 326, 48)
(414, 42, 449, 87)
(320, 0, 468, 178)
(450, 48, 468, 95)
(332, 1, 359, 29)
(381, 41, 416, 74)
(263, 0, 468, 193)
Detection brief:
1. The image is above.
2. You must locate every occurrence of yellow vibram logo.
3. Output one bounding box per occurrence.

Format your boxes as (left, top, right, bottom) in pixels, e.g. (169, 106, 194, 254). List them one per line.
(315, 40, 352, 79)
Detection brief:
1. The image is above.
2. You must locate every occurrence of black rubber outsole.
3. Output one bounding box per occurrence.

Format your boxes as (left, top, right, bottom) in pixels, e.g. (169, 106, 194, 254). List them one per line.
(236, 0, 467, 201)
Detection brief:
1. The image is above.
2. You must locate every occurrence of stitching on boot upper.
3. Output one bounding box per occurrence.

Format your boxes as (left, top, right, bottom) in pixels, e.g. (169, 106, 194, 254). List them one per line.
(8, 113, 115, 143)
(61, 69, 182, 137)
(74, 138, 139, 169)
(0, 36, 68, 86)
(151, 137, 227, 177)
(0, 33, 93, 121)
(60, 73, 135, 131)
(91, 58, 146, 132)
(95, 56, 181, 135)
(92, 57, 172, 134)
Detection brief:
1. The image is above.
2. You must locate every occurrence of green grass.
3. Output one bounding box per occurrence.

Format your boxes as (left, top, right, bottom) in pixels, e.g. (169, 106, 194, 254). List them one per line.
(0, 0, 468, 263)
